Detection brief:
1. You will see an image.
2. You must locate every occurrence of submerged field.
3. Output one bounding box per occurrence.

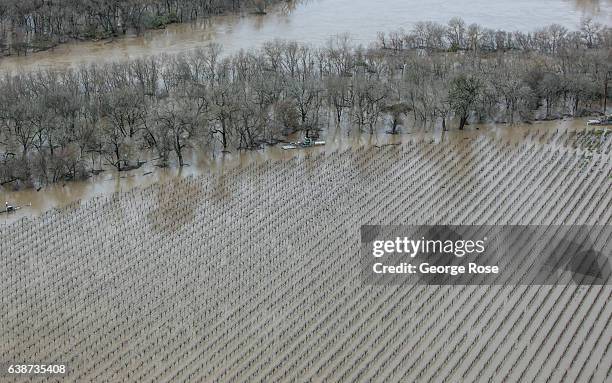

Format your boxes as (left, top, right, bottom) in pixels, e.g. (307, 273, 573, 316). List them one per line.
(1, 129, 611, 382)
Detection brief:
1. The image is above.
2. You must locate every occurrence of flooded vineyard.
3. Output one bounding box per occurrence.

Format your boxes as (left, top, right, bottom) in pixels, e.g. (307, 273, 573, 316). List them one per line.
(1, 128, 611, 381)
(1, 119, 607, 225)
(1, 0, 611, 380)
(0, 0, 610, 73)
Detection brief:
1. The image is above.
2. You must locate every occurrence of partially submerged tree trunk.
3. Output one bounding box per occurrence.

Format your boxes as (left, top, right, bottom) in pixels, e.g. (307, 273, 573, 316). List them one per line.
(604, 73, 609, 114)
(459, 114, 468, 130)
(175, 134, 184, 167)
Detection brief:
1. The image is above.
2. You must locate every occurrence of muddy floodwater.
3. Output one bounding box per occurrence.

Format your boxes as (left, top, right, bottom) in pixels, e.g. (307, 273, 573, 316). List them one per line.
(1, 118, 606, 224)
(0, 0, 610, 72)
(2, 119, 610, 381)
(0, 0, 610, 222)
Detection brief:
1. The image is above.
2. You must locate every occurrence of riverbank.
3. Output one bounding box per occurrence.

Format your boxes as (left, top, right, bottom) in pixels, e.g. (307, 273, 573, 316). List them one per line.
(0, 0, 610, 73)
(0, 0, 280, 61)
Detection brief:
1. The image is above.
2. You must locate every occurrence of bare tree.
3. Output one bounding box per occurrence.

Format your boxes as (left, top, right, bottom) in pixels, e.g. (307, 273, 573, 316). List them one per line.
(449, 74, 482, 130)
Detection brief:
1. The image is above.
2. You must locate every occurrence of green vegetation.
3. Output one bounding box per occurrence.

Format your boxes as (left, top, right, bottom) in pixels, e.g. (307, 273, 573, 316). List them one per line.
(144, 12, 180, 29)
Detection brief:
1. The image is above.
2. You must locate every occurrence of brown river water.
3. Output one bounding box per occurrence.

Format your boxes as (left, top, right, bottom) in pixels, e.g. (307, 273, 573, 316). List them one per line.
(0, 0, 610, 73)
(0, 118, 603, 224)
(0, 0, 610, 222)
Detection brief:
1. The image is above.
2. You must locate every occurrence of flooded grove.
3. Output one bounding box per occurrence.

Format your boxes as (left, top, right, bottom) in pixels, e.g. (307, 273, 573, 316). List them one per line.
(0, 0, 610, 222)
(0, 118, 605, 224)
(0, 0, 610, 73)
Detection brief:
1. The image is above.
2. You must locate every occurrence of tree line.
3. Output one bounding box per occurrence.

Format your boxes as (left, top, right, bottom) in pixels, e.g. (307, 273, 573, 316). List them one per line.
(0, 18, 610, 188)
(0, 0, 276, 55)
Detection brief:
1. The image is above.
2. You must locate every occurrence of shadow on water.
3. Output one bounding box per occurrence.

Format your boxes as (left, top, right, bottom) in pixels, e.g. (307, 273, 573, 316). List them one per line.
(147, 174, 204, 234)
